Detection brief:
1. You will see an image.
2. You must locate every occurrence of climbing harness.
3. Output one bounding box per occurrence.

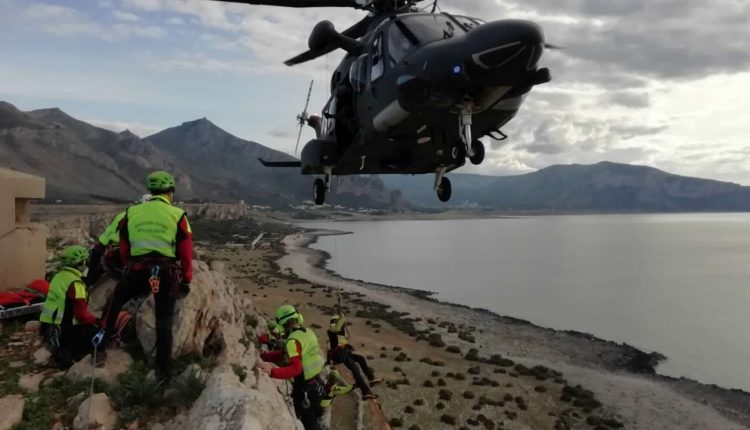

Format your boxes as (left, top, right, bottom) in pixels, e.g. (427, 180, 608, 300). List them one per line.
(148, 266, 161, 294)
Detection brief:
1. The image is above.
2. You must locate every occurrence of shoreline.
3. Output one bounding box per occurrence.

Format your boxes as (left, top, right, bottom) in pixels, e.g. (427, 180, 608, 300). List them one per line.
(278, 229, 750, 429)
(298, 228, 667, 375)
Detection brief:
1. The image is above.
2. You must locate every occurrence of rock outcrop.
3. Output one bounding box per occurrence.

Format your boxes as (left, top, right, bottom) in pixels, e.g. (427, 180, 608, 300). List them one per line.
(0, 394, 25, 430)
(72, 393, 117, 430)
(19, 373, 45, 393)
(137, 261, 302, 429)
(66, 349, 133, 385)
(136, 260, 248, 360)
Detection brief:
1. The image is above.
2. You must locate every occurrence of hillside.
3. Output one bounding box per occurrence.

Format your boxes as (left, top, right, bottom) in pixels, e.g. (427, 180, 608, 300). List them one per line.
(0, 101, 406, 208)
(381, 162, 750, 211)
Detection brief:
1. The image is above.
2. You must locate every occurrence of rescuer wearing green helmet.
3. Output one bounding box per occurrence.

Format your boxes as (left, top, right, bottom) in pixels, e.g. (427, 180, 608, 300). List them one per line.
(101, 171, 193, 379)
(256, 304, 326, 430)
(84, 210, 126, 285)
(40, 245, 101, 367)
(327, 313, 381, 399)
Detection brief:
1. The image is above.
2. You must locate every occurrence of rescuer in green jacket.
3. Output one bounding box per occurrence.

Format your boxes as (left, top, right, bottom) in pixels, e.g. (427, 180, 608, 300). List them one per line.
(101, 171, 193, 379)
(40, 245, 101, 367)
(256, 304, 326, 430)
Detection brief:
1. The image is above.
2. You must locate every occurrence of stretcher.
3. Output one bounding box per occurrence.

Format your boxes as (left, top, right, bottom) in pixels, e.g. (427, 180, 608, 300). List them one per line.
(0, 280, 49, 320)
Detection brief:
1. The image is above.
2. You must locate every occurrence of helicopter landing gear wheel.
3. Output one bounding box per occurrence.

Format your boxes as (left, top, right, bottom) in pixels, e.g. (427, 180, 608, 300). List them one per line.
(313, 178, 326, 205)
(437, 177, 452, 202)
(469, 140, 485, 165)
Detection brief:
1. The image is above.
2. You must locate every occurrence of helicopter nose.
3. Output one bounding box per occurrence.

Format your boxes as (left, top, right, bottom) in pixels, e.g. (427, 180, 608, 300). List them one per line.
(467, 20, 544, 70)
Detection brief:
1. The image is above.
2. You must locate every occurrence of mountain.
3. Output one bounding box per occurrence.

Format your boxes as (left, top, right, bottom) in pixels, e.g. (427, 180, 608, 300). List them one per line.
(145, 118, 406, 207)
(0, 102, 406, 208)
(381, 162, 750, 211)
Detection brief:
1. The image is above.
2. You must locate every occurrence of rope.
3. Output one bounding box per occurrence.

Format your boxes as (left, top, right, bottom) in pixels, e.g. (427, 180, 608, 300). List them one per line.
(84, 330, 105, 430)
(335, 364, 391, 430)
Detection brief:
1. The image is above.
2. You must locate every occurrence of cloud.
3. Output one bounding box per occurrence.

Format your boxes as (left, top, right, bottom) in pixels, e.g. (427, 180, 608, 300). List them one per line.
(610, 125, 668, 140)
(86, 118, 164, 137)
(114, 10, 140, 21)
(19, 2, 165, 41)
(605, 91, 651, 109)
(269, 126, 294, 138)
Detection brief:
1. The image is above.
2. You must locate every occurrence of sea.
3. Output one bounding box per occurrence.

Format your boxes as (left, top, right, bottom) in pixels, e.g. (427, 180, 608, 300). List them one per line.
(300, 213, 750, 392)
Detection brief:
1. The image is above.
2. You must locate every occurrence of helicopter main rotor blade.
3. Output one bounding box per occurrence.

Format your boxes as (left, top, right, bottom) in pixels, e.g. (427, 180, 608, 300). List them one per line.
(284, 15, 372, 66)
(211, 0, 364, 8)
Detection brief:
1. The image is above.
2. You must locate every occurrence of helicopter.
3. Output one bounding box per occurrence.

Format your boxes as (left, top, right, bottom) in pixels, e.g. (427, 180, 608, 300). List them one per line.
(216, 0, 552, 204)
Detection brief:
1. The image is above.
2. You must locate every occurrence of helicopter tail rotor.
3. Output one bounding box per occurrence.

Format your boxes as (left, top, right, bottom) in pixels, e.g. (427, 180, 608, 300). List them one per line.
(295, 80, 314, 155)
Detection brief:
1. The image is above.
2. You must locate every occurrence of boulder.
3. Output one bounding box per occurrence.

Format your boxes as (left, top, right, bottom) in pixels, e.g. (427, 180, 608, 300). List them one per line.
(136, 261, 253, 360)
(209, 260, 225, 272)
(164, 365, 302, 430)
(19, 373, 46, 393)
(25, 320, 41, 332)
(33, 347, 51, 365)
(0, 395, 25, 430)
(66, 349, 132, 385)
(72, 393, 117, 430)
(88, 276, 118, 315)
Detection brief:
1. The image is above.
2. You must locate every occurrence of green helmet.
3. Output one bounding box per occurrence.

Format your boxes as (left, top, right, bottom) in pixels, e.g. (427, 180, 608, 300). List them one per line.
(146, 171, 175, 193)
(61, 245, 88, 268)
(268, 320, 281, 332)
(276, 304, 301, 327)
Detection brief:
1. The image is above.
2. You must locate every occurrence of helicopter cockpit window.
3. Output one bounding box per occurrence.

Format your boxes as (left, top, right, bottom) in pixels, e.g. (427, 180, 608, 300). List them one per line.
(371, 34, 384, 82)
(349, 54, 367, 93)
(452, 15, 484, 31)
(400, 15, 466, 46)
(388, 22, 417, 65)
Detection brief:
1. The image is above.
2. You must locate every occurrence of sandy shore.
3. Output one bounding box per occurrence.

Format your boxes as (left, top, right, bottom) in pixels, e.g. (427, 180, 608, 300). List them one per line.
(274, 230, 750, 430)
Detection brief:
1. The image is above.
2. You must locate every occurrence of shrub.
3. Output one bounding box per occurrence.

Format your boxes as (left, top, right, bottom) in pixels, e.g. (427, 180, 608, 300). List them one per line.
(436, 402, 445, 410)
(404, 405, 415, 414)
(413, 398, 425, 406)
(463, 390, 475, 399)
(439, 389, 453, 401)
(441, 415, 457, 425)
(446, 345, 461, 354)
(437, 378, 447, 387)
(534, 385, 547, 393)
(389, 417, 404, 428)
(468, 366, 481, 375)
(465, 348, 480, 361)
(423, 380, 434, 388)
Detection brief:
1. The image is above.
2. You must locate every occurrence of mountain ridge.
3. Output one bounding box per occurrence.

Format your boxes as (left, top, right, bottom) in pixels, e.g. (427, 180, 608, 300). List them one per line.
(0, 101, 406, 208)
(3, 100, 749, 212)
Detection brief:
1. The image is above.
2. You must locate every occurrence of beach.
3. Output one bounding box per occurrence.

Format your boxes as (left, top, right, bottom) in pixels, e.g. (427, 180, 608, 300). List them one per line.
(205, 228, 750, 429)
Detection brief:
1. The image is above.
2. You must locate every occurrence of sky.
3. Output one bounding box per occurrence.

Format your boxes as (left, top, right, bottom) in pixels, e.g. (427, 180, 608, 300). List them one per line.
(1, 0, 749, 183)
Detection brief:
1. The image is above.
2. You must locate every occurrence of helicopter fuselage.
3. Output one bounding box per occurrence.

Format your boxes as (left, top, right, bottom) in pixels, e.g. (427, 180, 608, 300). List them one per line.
(300, 12, 550, 177)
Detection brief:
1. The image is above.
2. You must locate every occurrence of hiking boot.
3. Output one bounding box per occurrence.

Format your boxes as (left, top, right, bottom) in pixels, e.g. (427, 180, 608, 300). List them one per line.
(362, 393, 379, 400)
(368, 377, 384, 386)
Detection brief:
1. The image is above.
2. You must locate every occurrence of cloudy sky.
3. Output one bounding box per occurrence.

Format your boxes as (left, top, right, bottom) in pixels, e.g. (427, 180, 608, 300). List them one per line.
(1, 0, 749, 183)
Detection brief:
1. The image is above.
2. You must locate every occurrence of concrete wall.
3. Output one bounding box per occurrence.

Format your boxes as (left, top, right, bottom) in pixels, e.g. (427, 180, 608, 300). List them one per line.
(0, 168, 46, 291)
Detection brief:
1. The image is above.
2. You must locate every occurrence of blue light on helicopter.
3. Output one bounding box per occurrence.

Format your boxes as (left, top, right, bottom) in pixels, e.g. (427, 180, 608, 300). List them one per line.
(452, 65, 462, 75)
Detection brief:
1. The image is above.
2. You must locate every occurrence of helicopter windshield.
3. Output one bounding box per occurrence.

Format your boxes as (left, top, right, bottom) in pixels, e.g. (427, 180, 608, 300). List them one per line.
(388, 15, 468, 65)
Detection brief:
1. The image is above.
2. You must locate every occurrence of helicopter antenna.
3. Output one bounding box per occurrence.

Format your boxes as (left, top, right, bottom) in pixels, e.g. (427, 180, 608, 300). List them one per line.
(295, 80, 314, 155)
(431, 0, 438, 13)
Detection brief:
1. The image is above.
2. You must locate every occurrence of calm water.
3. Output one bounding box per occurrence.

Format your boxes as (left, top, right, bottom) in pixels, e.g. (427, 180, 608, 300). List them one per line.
(301, 214, 750, 392)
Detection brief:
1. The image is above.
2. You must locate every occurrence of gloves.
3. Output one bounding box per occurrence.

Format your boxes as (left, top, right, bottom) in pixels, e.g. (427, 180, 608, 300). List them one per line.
(178, 281, 191, 297)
